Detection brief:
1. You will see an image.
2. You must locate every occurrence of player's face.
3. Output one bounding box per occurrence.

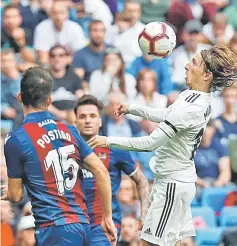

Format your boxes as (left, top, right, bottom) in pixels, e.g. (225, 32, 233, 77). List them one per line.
(75, 105, 102, 139)
(185, 53, 206, 88)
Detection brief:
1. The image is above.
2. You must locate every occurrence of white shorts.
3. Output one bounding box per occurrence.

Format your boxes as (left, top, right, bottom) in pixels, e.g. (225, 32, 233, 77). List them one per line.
(141, 179, 196, 246)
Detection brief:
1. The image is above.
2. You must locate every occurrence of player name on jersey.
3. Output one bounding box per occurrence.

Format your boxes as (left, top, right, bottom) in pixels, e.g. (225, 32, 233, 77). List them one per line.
(37, 129, 71, 148)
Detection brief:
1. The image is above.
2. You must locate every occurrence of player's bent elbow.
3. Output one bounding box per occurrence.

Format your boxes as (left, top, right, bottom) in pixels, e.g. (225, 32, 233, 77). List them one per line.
(9, 194, 23, 203)
(8, 190, 23, 203)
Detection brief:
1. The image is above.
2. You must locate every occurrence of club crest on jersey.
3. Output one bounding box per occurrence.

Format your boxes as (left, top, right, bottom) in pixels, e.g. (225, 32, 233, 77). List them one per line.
(97, 152, 107, 161)
(204, 105, 211, 120)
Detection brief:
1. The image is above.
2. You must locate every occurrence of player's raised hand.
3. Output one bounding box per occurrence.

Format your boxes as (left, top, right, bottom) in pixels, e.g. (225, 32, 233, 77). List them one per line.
(87, 135, 107, 149)
(114, 104, 129, 117)
(101, 217, 117, 246)
(0, 185, 8, 200)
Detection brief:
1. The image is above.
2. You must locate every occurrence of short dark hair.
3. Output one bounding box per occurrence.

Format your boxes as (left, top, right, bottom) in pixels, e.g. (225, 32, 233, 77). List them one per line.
(74, 95, 104, 115)
(89, 20, 105, 31)
(49, 45, 69, 56)
(3, 4, 20, 15)
(21, 67, 54, 107)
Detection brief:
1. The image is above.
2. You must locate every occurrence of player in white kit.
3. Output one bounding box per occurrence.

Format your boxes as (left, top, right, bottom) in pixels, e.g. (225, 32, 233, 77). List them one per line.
(88, 45, 237, 246)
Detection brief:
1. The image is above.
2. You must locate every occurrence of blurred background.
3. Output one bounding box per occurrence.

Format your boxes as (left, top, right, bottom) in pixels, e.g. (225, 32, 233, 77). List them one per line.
(0, 0, 237, 245)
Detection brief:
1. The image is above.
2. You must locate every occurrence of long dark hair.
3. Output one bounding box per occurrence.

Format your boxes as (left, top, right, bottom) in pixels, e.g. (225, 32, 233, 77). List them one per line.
(102, 49, 126, 95)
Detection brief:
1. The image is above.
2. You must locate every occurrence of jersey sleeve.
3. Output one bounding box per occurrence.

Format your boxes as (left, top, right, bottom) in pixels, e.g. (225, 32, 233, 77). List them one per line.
(159, 105, 202, 138)
(4, 134, 24, 178)
(114, 149, 138, 176)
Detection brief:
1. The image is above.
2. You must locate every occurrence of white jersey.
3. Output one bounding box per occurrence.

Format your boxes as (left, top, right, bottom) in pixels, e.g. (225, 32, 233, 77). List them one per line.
(149, 90, 211, 182)
(107, 90, 211, 183)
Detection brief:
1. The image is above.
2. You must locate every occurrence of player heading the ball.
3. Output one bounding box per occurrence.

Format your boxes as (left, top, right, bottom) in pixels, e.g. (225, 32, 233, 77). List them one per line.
(88, 44, 237, 246)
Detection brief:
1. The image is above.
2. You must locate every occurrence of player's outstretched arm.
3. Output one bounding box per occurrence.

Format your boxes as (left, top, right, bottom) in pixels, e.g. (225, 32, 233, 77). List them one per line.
(130, 169, 150, 230)
(87, 127, 171, 152)
(83, 153, 117, 246)
(114, 104, 167, 123)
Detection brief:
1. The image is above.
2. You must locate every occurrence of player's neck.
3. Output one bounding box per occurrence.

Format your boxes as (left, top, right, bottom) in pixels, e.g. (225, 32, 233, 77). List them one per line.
(23, 106, 48, 117)
(190, 83, 211, 93)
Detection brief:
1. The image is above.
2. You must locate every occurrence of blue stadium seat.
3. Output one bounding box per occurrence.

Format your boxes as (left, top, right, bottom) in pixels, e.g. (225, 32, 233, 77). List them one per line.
(195, 227, 225, 246)
(201, 187, 236, 213)
(220, 206, 237, 227)
(192, 206, 216, 227)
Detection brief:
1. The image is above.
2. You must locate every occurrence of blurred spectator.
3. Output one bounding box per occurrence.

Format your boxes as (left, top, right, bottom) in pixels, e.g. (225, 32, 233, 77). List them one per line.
(101, 92, 143, 138)
(169, 20, 210, 90)
(135, 0, 170, 24)
(73, 20, 109, 86)
(215, 86, 237, 183)
(134, 68, 167, 110)
(1, 4, 35, 63)
(10, 0, 50, 34)
(1, 49, 23, 129)
(230, 33, 237, 56)
(106, 2, 144, 66)
(200, 13, 235, 45)
(128, 54, 173, 95)
(89, 48, 137, 106)
(117, 176, 140, 219)
(107, 10, 143, 66)
(34, 1, 86, 64)
(1, 200, 15, 246)
(83, 0, 113, 28)
(223, 0, 237, 30)
(118, 216, 139, 246)
(168, 0, 217, 45)
(195, 120, 231, 190)
(16, 215, 35, 246)
(48, 45, 83, 124)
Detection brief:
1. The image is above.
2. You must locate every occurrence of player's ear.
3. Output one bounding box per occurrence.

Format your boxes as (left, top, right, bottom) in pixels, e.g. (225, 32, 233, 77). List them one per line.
(17, 92, 22, 103)
(204, 71, 213, 81)
(46, 96, 52, 107)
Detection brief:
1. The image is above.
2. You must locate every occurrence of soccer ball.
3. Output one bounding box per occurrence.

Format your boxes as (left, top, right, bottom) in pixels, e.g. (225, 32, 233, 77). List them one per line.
(138, 22, 176, 59)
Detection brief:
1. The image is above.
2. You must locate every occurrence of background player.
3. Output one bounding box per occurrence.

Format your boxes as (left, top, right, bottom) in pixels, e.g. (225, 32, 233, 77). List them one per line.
(1, 67, 117, 246)
(88, 45, 237, 246)
(74, 95, 150, 246)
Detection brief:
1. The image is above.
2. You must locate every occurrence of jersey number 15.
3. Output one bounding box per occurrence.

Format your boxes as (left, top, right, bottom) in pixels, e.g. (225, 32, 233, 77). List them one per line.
(44, 145, 79, 196)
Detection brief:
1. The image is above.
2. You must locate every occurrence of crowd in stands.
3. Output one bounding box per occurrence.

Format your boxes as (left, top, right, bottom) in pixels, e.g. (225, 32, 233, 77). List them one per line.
(1, 0, 237, 245)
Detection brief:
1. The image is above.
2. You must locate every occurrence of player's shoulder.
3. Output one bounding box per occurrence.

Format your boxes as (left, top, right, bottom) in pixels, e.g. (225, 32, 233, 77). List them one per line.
(4, 125, 25, 145)
(110, 147, 133, 161)
(178, 89, 211, 111)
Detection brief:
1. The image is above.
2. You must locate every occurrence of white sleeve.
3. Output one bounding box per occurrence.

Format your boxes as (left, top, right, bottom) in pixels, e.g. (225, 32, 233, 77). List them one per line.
(106, 127, 170, 152)
(158, 105, 201, 138)
(128, 104, 167, 123)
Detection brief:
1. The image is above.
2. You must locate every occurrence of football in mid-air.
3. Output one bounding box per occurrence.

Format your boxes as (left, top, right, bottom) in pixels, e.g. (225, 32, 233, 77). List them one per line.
(138, 21, 176, 59)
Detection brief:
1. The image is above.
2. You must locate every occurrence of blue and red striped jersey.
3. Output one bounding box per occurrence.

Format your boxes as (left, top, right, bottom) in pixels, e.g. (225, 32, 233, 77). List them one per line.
(4, 111, 92, 227)
(82, 147, 137, 228)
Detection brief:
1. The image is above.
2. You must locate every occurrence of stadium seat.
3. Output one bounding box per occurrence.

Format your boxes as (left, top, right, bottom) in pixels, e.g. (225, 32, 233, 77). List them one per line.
(220, 206, 237, 227)
(201, 187, 236, 213)
(192, 206, 216, 227)
(195, 227, 225, 246)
